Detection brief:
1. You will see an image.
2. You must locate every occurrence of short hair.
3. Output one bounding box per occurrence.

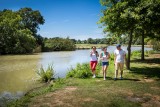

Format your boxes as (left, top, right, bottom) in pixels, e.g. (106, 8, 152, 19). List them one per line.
(116, 44, 121, 48)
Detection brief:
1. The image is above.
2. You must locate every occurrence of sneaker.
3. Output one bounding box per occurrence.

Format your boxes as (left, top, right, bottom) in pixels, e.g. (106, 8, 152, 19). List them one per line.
(114, 78, 117, 81)
(92, 75, 96, 78)
(120, 77, 123, 80)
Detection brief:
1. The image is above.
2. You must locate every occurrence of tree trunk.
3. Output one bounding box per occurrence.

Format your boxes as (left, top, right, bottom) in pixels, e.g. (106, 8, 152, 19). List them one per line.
(141, 31, 145, 60)
(127, 30, 133, 70)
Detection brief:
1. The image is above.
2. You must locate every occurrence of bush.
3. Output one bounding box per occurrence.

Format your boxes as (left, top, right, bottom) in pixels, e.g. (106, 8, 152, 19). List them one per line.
(66, 63, 101, 78)
(131, 50, 141, 58)
(36, 65, 55, 82)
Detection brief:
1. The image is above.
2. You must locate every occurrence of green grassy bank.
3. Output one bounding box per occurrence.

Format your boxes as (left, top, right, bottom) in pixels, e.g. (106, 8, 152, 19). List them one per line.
(7, 51, 160, 107)
(75, 44, 152, 49)
(76, 44, 107, 49)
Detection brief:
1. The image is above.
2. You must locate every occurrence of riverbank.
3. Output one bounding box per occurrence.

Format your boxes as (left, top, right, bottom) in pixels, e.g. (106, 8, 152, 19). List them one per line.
(7, 51, 160, 107)
(75, 44, 152, 49)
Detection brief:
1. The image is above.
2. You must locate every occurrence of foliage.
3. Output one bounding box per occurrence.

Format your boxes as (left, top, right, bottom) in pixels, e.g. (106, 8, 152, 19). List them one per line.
(66, 63, 101, 78)
(0, 8, 45, 54)
(36, 65, 55, 82)
(151, 40, 160, 51)
(43, 37, 76, 51)
(17, 7, 45, 36)
(131, 50, 155, 59)
(99, 0, 160, 68)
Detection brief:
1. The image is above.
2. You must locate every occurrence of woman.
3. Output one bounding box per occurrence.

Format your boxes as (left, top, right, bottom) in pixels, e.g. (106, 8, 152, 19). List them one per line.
(100, 47, 110, 80)
(90, 46, 99, 78)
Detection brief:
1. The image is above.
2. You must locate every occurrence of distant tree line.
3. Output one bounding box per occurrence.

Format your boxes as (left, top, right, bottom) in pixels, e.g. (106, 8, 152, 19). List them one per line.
(43, 37, 76, 51)
(72, 36, 151, 45)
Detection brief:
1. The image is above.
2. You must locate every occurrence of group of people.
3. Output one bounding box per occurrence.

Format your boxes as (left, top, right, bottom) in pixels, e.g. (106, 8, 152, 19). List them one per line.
(90, 44, 126, 80)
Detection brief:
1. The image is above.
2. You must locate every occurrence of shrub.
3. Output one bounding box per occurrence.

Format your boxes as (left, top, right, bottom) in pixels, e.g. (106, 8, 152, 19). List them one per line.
(66, 63, 101, 78)
(36, 65, 55, 82)
(131, 50, 141, 58)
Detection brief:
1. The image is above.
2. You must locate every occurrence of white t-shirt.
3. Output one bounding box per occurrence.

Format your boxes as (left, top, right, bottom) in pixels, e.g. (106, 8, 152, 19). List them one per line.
(101, 52, 109, 62)
(90, 51, 98, 61)
(114, 49, 126, 63)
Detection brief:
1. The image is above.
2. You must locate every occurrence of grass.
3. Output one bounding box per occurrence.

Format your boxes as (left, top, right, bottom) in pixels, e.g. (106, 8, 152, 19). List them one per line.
(36, 64, 55, 82)
(7, 51, 160, 107)
(76, 44, 107, 49)
(75, 44, 152, 49)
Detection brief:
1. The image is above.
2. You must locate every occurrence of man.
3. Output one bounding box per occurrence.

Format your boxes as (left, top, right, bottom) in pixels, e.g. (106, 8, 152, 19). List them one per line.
(114, 44, 126, 80)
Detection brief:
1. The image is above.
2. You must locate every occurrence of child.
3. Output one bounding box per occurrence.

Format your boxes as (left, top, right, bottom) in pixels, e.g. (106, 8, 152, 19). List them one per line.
(100, 47, 110, 80)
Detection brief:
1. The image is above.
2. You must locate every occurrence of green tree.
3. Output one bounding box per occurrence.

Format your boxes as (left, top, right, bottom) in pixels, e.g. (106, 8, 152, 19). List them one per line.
(17, 7, 45, 36)
(135, 0, 160, 60)
(0, 9, 37, 54)
(99, 0, 138, 69)
(43, 37, 76, 51)
(17, 7, 45, 48)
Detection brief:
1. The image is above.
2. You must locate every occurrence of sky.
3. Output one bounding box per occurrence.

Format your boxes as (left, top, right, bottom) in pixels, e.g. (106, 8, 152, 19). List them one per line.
(0, 0, 105, 40)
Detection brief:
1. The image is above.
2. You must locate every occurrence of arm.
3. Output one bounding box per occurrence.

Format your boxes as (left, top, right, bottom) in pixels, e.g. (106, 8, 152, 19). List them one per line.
(114, 53, 116, 65)
(100, 52, 103, 60)
(96, 51, 99, 57)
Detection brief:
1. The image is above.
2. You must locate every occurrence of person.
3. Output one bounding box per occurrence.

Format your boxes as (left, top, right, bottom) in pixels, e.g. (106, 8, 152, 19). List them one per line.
(90, 46, 99, 78)
(114, 44, 126, 80)
(100, 47, 110, 80)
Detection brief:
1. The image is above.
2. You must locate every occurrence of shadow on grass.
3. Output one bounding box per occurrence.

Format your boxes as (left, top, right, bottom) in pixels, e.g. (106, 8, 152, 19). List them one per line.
(131, 58, 160, 64)
(96, 76, 140, 81)
(96, 76, 113, 80)
(130, 67, 160, 78)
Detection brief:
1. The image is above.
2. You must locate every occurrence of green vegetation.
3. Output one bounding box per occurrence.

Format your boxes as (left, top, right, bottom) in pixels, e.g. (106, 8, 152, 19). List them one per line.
(36, 65, 55, 82)
(99, 0, 160, 69)
(76, 44, 107, 49)
(43, 37, 76, 51)
(0, 8, 45, 54)
(66, 63, 101, 78)
(6, 51, 160, 107)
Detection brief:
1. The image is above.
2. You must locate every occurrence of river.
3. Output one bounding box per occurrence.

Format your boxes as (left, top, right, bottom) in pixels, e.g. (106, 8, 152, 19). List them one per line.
(0, 46, 152, 105)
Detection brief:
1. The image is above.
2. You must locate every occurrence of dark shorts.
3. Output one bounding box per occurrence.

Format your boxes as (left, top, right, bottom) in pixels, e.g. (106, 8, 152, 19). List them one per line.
(102, 62, 109, 66)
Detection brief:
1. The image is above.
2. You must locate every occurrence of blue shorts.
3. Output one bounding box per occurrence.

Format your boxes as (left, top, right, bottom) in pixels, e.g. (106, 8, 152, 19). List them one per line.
(102, 62, 109, 66)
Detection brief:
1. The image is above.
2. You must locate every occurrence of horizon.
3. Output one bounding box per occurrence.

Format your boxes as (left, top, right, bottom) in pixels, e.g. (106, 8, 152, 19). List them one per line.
(0, 0, 106, 40)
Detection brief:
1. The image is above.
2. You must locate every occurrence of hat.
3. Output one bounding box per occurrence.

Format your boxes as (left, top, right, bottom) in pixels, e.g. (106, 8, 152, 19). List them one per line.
(116, 44, 121, 48)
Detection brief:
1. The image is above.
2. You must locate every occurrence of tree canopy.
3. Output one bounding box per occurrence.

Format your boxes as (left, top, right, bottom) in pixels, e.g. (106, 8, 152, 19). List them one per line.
(99, 0, 160, 69)
(0, 8, 45, 54)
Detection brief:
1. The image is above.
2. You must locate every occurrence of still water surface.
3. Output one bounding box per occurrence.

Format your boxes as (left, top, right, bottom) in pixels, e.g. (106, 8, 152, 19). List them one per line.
(0, 46, 152, 103)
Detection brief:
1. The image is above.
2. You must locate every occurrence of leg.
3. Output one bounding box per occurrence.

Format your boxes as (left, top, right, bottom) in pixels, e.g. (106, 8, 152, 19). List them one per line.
(104, 65, 108, 80)
(120, 63, 124, 79)
(92, 61, 97, 78)
(102, 66, 105, 79)
(115, 63, 119, 80)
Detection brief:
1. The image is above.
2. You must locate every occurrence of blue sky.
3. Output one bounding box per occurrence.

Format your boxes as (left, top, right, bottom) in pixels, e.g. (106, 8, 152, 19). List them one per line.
(0, 0, 105, 40)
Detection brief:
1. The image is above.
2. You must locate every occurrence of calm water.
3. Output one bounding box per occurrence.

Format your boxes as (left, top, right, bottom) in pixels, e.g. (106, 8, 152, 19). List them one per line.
(0, 46, 152, 104)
